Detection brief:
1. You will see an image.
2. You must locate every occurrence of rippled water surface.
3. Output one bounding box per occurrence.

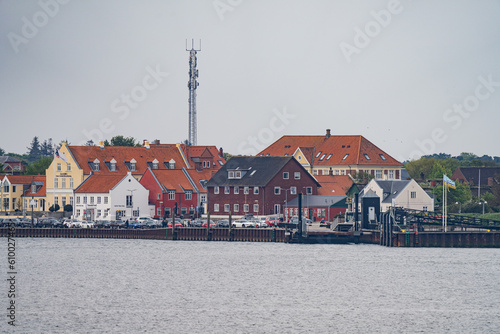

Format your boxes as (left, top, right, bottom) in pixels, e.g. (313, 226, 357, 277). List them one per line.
(3, 238, 500, 333)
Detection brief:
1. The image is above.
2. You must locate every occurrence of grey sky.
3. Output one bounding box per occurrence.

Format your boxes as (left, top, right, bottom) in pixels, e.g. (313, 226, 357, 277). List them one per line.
(1, 0, 499, 162)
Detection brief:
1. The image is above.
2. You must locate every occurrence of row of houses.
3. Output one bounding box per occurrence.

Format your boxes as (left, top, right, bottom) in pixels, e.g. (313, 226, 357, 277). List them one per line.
(1, 130, 442, 221)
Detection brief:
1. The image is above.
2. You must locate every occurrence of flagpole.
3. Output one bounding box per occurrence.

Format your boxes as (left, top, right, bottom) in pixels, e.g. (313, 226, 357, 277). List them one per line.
(442, 175, 445, 231)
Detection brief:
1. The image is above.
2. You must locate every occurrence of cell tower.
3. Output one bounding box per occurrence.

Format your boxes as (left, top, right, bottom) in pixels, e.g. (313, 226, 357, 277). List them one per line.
(186, 39, 201, 146)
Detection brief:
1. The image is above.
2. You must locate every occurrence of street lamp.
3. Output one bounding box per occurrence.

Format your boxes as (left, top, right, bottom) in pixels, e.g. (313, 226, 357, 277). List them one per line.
(455, 201, 461, 214)
(480, 201, 487, 215)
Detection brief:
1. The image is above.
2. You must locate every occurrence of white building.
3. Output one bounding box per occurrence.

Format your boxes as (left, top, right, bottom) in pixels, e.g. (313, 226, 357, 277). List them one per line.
(359, 179, 434, 212)
(74, 172, 151, 221)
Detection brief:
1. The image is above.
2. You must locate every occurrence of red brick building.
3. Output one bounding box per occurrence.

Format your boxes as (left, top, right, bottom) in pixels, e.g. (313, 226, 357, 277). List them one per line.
(206, 156, 320, 217)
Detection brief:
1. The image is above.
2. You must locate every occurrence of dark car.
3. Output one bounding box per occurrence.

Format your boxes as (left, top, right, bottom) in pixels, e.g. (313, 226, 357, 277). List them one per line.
(109, 220, 126, 229)
(217, 220, 229, 228)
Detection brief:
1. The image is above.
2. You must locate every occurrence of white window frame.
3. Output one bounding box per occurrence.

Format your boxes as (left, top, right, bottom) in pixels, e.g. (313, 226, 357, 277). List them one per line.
(224, 204, 230, 212)
(253, 204, 259, 213)
(294, 172, 300, 180)
(290, 187, 297, 195)
(234, 186, 239, 194)
(214, 187, 219, 194)
(274, 187, 281, 195)
(253, 187, 259, 195)
(244, 204, 249, 212)
(224, 186, 230, 194)
(234, 204, 239, 212)
(214, 203, 219, 212)
(283, 172, 289, 180)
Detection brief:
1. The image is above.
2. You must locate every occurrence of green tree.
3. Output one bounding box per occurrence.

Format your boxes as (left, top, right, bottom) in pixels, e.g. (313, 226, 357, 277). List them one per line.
(49, 204, 60, 212)
(63, 204, 73, 212)
(405, 157, 436, 180)
(40, 138, 54, 157)
(0, 147, 5, 156)
(434, 183, 472, 210)
(26, 136, 41, 162)
(26, 157, 53, 175)
(110, 136, 138, 147)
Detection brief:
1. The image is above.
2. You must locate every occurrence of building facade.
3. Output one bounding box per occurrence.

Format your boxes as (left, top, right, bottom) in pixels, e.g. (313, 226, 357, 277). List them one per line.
(206, 156, 320, 218)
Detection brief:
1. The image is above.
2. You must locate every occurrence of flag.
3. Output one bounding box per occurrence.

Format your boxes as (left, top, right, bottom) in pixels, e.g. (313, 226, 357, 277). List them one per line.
(55, 149, 68, 163)
(443, 174, 456, 189)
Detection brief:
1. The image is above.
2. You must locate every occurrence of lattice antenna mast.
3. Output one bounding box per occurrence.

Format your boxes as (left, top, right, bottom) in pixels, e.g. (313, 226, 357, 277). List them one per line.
(186, 39, 201, 146)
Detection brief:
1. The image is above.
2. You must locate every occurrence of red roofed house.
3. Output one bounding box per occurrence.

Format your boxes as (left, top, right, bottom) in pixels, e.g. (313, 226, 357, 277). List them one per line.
(314, 175, 354, 196)
(23, 175, 47, 212)
(73, 172, 150, 221)
(140, 168, 201, 219)
(45, 140, 225, 214)
(1, 175, 46, 213)
(258, 129, 402, 181)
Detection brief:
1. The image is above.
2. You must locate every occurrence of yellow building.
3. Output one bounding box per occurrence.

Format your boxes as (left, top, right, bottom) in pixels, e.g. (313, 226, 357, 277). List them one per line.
(0, 175, 46, 213)
(45, 142, 83, 212)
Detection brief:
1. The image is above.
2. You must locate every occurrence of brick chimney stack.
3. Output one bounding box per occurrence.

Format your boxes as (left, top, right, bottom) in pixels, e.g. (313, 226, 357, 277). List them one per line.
(326, 129, 331, 139)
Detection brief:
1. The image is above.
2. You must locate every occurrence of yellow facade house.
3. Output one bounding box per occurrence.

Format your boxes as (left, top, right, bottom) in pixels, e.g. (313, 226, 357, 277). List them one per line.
(45, 142, 84, 212)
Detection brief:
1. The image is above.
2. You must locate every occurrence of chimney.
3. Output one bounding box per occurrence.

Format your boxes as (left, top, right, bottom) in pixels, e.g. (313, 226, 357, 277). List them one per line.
(325, 129, 331, 139)
(98, 141, 104, 149)
(154, 139, 160, 145)
(219, 147, 224, 158)
(144, 141, 150, 149)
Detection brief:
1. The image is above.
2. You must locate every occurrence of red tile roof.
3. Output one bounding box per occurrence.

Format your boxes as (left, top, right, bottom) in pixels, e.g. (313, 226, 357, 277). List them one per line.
(184, 168, 215, 193)
(150, 169, 194, 193)
(74, 174, 126, 193)
(23, 175, 46, 197)
(315, 175, 354, 196)
(2, 175, 39, 185)
(68, 145, 187, 175)
(259, 134, 401, 166)
(178, 144, 226, 168)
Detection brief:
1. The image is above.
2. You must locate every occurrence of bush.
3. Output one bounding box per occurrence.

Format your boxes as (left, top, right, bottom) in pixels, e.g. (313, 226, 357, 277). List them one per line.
(63, 204, 73, 212)
(49, 204, 60, 212)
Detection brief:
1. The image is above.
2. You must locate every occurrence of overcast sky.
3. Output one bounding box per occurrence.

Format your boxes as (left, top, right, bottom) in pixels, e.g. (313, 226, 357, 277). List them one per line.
(1, 0, 499, 162)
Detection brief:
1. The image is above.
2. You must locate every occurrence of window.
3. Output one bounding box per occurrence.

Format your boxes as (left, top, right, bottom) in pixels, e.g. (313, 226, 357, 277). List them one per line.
(224, 186, 230, 194)
(62, 178, 66, 189)
(364, 154, 371, 160)
(228, 171, 234, 179)
(274, 187, 281, 195)
(423, 206, 427, 211)
(253, 204, 259, 213)
(126, 195, 133, 207)
(290, 187, 297, 195)
(376, 170, 383, 179)
(335, 169, 340, 175)
(3, 185, 9, 193)
(186, 191, 192, 201)
(104, 197, 108, 204)
(214, 187, 219, 194)
(97, 209, 101, 217)
(157, 207, 161, 216)
(93, 160, 100, 171)
(97, 197, 101, 204)
(235, 171, 241, 178)
(283, 172, 289, 179)
(244, 204, 249, 212)
(234, 204, 239, 212)
(214, 204, 219, 212)
(54, 196, 59, 206)
(70, 197, 74, 206)
(389, 170, 394, 179)
(57, 163, 61, 171)
(274, 204, 281, 214)
(157, 193, 161, 200)
(168, 191, 175, 200)
(253, 187, 259, 194)
(12, 198, 16, 210)
(90, 196, 94, 204)
(67, 163, 71, 171)
(342, 154, 349, 161)
(294, 172, 300, 180)
(341, 170, 346, 175)
(224, 204, 230, 212)
(169, 161, 175, 169)
(234, 186, 239, 194)
(54, 178, 58, 189)
(31, 184, 36, 193)
(152, 160, 159, 169)
(411, 191, 417, 199)
(326, 154, 332, 160)
(200, 194, 207, 203)
(379, 154, 386, 161)
(306, 187, 313, 195)
(133, 210, 139, 217)
(315, 151, 322, 158)
(12, 186, 17, 193)
(76, 196, 81, 204)
(110, 163, 116, 171)
(130, 161, 136, 171)
(320, 154, 326, 161)
(62, 197, 66, 207)
(70, 178, 74, 188)
(244, 187, 249, 194)
(76, 209, 80, 217)
(181, 207, 187, 215)
(83, 196, 87, 204)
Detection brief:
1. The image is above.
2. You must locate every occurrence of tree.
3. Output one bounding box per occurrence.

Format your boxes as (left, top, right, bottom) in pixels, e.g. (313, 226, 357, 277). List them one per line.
(40, 138, 54, 157)
(110, 135, 138, 147)
(0, 147, 5, 156)
(85, 140, 95, 146)
(63, 204, 73, 212)
(49, 204, 60, 212)
(26, 136, 41, 162)
(26, 157, 53, 175)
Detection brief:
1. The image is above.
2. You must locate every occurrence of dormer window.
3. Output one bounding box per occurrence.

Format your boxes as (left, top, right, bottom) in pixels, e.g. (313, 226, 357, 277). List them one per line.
(152, 158, 159, 170)
(130, 158, 137, 171)
(93, 158, 100, 171)
(342, 154, 349, 161)
(110, 158, 117, 172)
(364, 154, 371, 161)
(228, 171, 234, 179)
(379, 154, 386, 161)
(169, 159, 175, 169)
(31, 184, 36, 193)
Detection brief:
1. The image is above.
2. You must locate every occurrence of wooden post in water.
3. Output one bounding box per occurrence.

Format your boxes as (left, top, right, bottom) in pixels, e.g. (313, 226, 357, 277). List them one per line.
(206, 211, 210, 240)
(228, 211, 232, 241)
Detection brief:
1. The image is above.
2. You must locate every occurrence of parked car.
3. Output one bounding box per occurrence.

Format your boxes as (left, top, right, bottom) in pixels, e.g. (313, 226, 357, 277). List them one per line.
(232, 220, 254, 228)
(201, 220, 216, 228)
(190, 219, 203, 227)
(144, 219, 162, 228)
(63, 219, 84, 228)
(265, 216, 280, 226)
(217, 220, 229, 228)
(289, 216, 313, 226)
